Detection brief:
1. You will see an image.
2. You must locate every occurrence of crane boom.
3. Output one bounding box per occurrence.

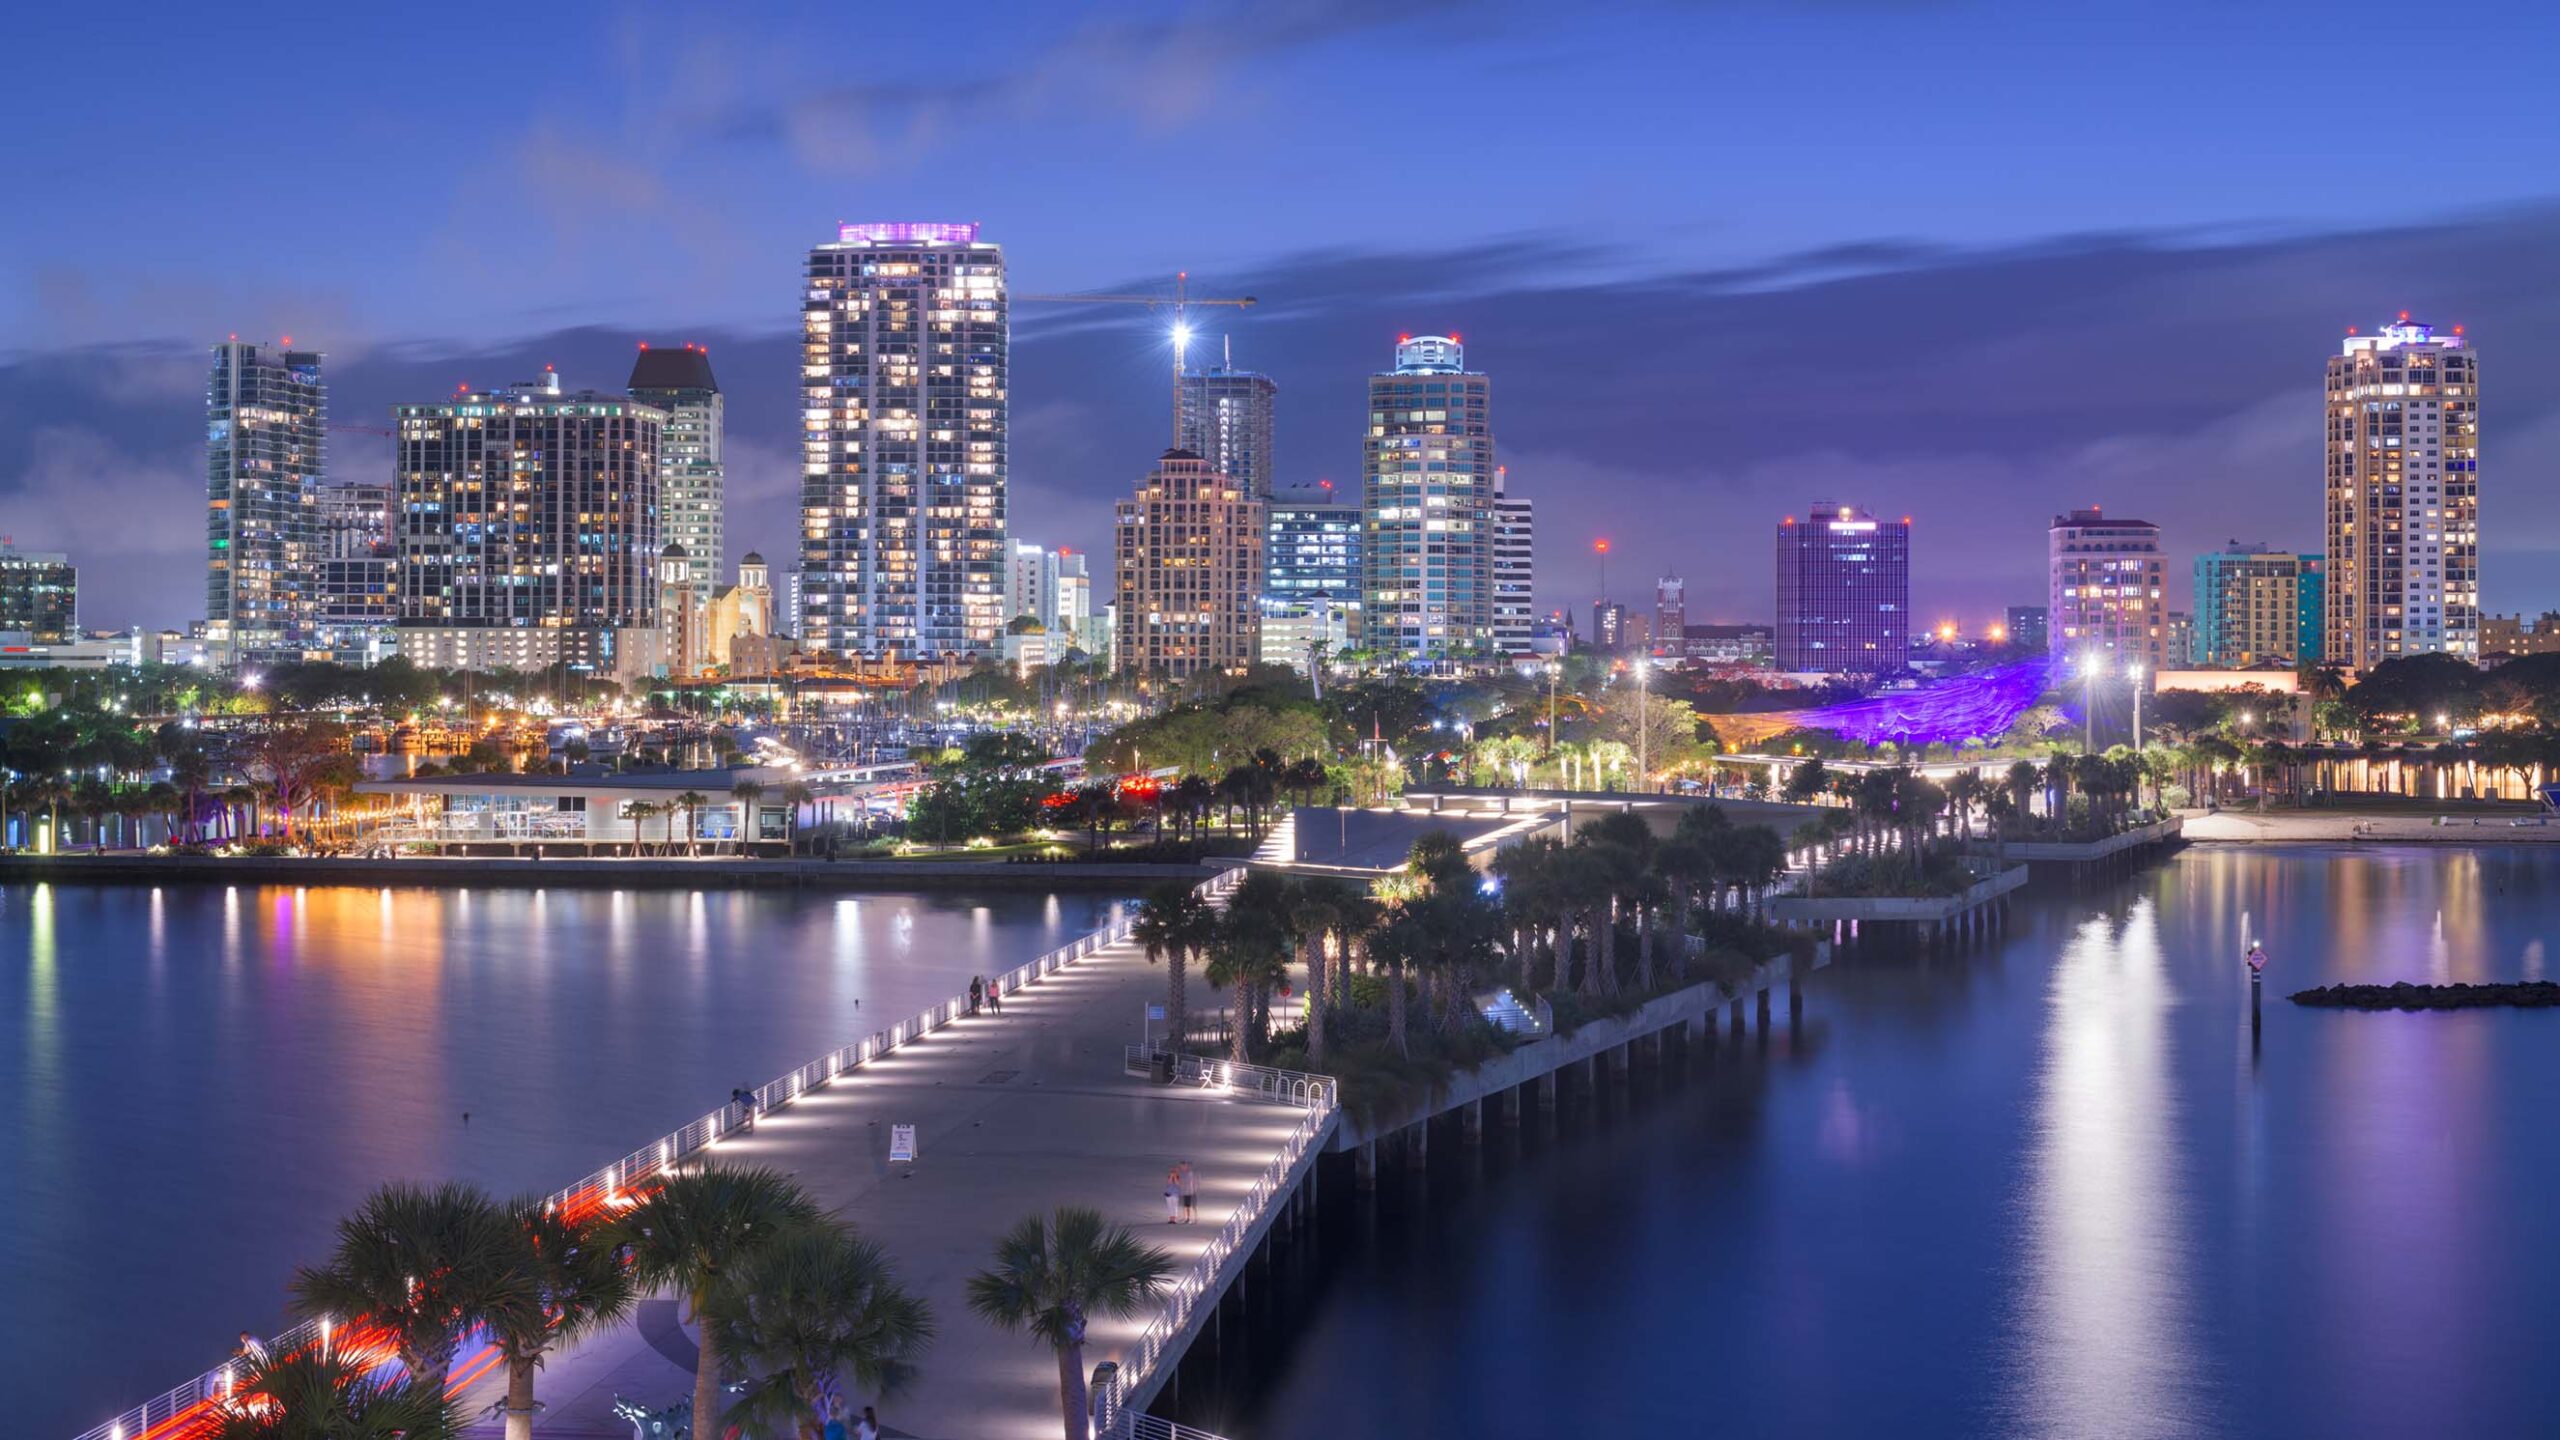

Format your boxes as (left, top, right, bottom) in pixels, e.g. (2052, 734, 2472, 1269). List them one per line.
(1014, 272, 1259, 444)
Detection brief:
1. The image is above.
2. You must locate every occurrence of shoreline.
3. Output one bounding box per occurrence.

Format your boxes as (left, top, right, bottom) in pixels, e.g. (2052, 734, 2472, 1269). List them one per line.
(2179, 810, 2560, 845)
(0, 852, 1208, 892)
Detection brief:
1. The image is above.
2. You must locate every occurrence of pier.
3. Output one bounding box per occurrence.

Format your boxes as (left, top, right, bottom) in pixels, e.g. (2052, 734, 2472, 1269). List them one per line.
(74, 867, 1328, 1440)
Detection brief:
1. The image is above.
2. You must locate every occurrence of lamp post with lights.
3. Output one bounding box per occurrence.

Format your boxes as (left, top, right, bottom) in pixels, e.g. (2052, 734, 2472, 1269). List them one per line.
(2128, 661, 2144, 753)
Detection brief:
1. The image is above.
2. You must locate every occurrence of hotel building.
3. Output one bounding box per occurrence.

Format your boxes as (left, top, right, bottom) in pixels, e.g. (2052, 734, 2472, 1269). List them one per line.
(2325, 318, 2479, 668)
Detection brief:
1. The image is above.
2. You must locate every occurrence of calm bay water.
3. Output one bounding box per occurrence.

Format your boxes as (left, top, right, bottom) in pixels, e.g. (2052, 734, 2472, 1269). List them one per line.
(1193, 846, 2560, 1440)
(0, 880, 1132, 1439)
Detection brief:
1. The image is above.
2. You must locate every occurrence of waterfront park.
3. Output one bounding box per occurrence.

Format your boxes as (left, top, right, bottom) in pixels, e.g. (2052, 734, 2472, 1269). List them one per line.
(24, 643, 2560, 1440)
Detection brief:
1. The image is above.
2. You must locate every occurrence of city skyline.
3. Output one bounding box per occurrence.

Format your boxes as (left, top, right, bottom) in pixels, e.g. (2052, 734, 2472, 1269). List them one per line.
(9, 6, 2560, 640)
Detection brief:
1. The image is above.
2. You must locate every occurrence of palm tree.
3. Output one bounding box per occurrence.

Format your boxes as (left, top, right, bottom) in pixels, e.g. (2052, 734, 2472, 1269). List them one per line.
(624, 800, 662, 855)
(966, 1206, 1176, 1440)
(611, 1164, 824, 1434)
(1291, 880, 1343, 1065)
(1131, 881, 1216, 1054)
(487, 1200, 639, 1440)
(208, 1347, 460, 1440)
(675, 789, 709, 856)
(730, 780, 765, 854)
(1206, 871, 1296, 1061)
(779, 780, 818, 856)
(706, 1223, 935, 1440)
(288, 1181, 531, 1397)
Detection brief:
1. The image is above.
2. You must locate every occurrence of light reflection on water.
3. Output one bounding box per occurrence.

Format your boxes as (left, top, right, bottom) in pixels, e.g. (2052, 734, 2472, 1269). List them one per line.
(0, 881, 1132, 1440)
(2009, 899, 2199, 1439)
(1208, 846, 2560, 1440)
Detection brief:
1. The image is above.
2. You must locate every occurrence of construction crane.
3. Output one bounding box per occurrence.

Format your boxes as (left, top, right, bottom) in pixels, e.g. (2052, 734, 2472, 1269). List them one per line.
(1014, 272, 1256, 445)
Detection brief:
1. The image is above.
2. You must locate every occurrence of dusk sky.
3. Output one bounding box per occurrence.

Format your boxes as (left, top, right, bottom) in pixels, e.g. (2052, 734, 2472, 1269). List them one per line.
(6, 0, 2558, 632)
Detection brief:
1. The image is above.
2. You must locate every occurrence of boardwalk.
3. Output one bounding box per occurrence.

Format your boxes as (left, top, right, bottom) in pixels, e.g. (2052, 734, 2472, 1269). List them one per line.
(451, 928, 1306, 1439)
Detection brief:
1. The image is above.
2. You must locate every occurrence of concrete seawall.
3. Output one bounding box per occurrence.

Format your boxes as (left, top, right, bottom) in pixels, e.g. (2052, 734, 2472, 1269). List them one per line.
(0, 853, 1210, 892)
(1335, 950, 1819, 1171)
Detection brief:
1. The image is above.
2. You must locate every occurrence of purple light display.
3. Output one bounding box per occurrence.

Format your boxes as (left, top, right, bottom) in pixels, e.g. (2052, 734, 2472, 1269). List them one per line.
(1785, 657, 2062, 746)
(836, 221, 981, 245)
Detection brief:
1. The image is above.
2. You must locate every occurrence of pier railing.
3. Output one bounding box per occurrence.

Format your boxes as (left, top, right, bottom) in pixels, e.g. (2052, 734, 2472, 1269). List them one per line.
(68, 865, 1245, 1440)
(1093, 1051, 1337, 1437)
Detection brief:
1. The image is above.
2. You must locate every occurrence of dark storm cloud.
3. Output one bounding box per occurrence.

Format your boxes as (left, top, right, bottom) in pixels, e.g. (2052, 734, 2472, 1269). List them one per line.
(8, 204, 2557, 632)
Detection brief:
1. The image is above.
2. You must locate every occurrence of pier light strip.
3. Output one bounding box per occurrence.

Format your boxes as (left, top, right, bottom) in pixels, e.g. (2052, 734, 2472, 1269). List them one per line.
(70, 868, 1248, 1440)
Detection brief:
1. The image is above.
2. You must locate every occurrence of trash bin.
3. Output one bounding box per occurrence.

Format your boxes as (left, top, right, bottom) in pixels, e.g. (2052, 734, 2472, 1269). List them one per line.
(1089, 1360, 1121, 1421)
(1153, 1050, 1176, 1084)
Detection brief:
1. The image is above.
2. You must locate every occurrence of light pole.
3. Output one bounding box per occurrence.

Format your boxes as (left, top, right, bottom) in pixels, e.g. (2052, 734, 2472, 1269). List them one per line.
(2082, 651, 2097, 752)
(2127, 661, 2144, 753)
(1635, 657, 1650, 790)
(1546, 660, 1561, 756)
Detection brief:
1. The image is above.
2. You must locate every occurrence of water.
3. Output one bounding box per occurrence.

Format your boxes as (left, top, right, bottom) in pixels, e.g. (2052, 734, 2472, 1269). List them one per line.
(0, 880, 1133, 1439)
(1198, 845, 2560, 1440)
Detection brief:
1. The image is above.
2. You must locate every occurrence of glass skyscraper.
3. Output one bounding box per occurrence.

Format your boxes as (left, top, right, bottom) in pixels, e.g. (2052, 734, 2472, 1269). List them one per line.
(1363, 335, 1493, 661)
(206, 340, 324, 664)
(1180, 353, 1276, 499)
(629, 344, 724, 592)
(1774, 502, 1909, 673)
(801, 222, 1007, 661)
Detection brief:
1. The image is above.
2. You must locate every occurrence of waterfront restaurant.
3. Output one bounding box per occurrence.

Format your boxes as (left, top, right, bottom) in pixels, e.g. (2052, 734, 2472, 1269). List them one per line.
(354, 764, 807, 855)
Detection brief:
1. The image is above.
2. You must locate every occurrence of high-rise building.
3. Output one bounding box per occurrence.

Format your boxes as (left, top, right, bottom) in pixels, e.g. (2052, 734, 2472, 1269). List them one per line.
(2166, 611, 2197, 668)
(0, 541, 76, 642)
(1267, 483, 1364, 645)
(1180, 350, 1276, 499)
(392, 371, 663, 672)
(801, 222, 1007, 662)
(1774, 502, 1910, 673)
(2192, 542, 2302, 668)
(2296, 554, 2326, 665)
(1654, 575, 1686, 654)
(311, 481, 395, 662)
(2325, 318, 2479, 668)
(1493, 467, 1534, 655)
(207, 340, 325, 664)
(1593, 601, 1631, 652)
(2048, 507, 2165, 669)
(1114, 449, 1264, 678)
(1363, 335, 1494, 661)
(2005, 605, 2049, 652)
(628, 344, 723, 591)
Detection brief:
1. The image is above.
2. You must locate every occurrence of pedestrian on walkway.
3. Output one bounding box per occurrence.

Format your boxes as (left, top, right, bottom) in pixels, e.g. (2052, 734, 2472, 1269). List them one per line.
(856, 1406, 881, 1440)
(986, 977, 1003, 1013)
(1177, 1159, 1198, 1223)
(822, 1396, 850, 1440)
(969, 975, 984, 1014)
(1164, 1169, 1182, 1224)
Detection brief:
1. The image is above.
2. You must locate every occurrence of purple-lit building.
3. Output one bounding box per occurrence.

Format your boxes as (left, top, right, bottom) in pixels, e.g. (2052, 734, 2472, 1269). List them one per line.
(1775, 502, 1909, 674)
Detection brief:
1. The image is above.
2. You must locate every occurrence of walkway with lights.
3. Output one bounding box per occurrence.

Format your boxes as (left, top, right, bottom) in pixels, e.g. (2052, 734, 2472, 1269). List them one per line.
(450, 933, 1313, 1440)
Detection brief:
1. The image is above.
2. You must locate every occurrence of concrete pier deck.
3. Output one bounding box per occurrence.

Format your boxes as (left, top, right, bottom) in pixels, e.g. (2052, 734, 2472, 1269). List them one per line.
(449, 931, 1307, 1440)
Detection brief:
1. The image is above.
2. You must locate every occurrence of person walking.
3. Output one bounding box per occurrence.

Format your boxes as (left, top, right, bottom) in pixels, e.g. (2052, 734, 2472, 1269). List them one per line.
(1164, 1169, 1182, 1224)
(855, 1406, 881, 1440)
(986, 977, 1002, 1014)
(1177, 1159, 1199, 1224)
(969, 975, 984, 1015)
(822, 1397, 851, 1440)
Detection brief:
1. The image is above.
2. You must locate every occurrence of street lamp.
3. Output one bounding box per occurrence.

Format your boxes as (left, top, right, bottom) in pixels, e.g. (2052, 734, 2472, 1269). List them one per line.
(2081, 651, 2097, 752)
(2127, 661, 2144, 753)
(1635, 657, 1650, 790)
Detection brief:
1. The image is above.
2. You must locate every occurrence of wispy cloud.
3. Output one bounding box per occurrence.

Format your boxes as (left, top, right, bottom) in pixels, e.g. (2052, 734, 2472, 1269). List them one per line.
(706, 0, 1491, 174)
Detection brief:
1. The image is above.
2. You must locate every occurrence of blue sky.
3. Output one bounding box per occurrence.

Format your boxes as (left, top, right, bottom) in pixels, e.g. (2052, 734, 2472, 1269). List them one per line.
(6, 0, 2559, 629)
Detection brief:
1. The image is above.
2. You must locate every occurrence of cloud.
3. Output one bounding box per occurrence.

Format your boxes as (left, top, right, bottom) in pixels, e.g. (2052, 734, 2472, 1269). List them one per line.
(8, 201, 2560, 635)
(0, 428, 204, 629)
(709, 0, 1491, 174)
